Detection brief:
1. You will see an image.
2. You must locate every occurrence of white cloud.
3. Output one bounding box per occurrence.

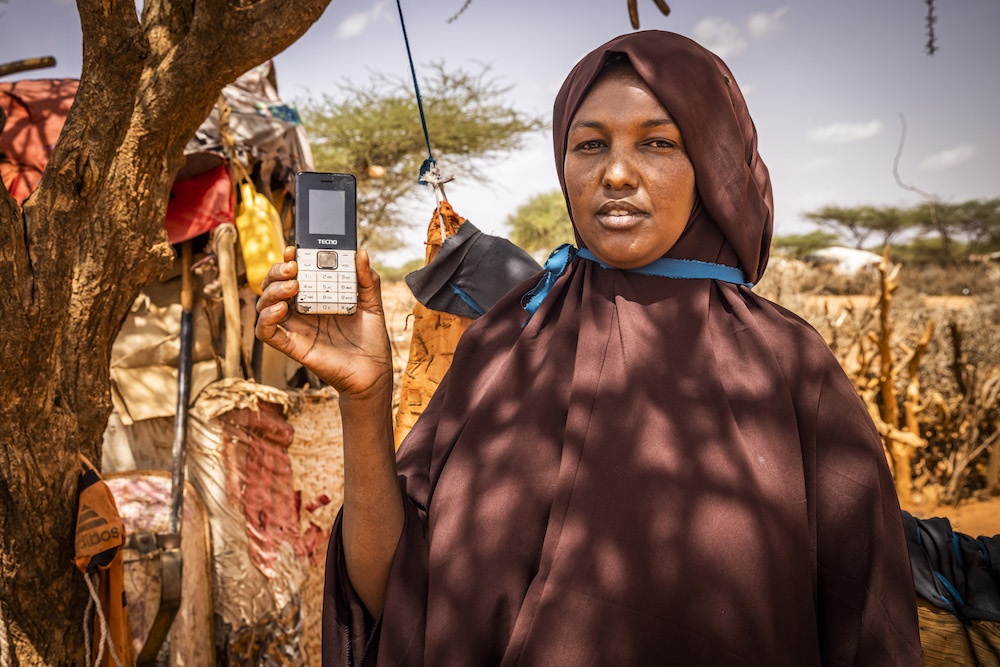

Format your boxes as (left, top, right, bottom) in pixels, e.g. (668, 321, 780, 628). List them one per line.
(919, 143, 976, 171)
(693, 18, 748, 59)
(694, 7, 789, 59)
(335, 1, 389, 39)
(747, 7, 789, 39)
(807, 120, 882, 144)
(801, 155, 837, 172)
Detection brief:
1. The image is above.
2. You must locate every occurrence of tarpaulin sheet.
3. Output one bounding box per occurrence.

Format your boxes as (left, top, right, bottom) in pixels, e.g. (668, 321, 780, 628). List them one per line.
(0, 78, 78, 203)
(185, 61, 314, 191)
(110, 277, 218, 425)
(164, 162, 234, 244)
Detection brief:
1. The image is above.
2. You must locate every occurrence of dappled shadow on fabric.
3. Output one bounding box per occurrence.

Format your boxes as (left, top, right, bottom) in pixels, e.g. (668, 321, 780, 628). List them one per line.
(322, 258, 918, 665)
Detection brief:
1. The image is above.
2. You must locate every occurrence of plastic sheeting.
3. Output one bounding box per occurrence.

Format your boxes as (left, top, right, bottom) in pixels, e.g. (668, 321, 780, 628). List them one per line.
(0, 78, 78, 203)
(185, 61, 314, 193)
(102, 379, 345, 665)
(164, 163, 234, 244)
(110, 277, 219, 425)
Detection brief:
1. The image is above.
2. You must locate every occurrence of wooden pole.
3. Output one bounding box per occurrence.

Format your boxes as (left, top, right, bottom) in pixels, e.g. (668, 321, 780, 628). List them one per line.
(0, 57, 56, 79)
(214, 224, 243, 379)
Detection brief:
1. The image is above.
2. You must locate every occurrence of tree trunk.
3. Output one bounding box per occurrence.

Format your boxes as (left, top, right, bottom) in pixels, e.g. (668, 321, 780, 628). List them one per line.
(0, 1, 330, 663)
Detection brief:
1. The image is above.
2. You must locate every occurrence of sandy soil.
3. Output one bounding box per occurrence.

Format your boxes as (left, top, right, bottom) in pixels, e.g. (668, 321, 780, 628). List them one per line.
(902, 496, 1000, 538)
(804, 294, 980, 311)
(382, 279, 419, 369)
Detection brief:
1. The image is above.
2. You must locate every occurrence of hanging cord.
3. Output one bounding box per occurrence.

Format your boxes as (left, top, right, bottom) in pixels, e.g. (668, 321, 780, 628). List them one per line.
(394, 0, 454, 242)
(395, 0, 435, 183)
(82, 571, 125, 667)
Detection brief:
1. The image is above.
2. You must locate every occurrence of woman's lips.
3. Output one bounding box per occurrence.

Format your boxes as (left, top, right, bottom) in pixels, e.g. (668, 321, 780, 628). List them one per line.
(597, 208, 648, 230)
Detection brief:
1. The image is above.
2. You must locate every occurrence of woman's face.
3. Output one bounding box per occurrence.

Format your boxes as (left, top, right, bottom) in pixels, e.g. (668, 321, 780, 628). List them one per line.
(563, 67, 696, 269)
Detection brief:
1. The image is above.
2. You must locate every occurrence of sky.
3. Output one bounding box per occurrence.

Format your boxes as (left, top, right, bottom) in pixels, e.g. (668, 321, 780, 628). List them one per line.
(1, 0, 999, 265)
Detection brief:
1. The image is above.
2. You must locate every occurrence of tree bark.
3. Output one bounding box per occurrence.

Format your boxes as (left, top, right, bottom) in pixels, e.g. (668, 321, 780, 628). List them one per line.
(0, 0, 330, 663)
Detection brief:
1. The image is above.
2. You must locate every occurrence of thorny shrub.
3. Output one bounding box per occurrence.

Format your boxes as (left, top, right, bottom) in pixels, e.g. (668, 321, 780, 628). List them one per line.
(759, 259, 1000, 503)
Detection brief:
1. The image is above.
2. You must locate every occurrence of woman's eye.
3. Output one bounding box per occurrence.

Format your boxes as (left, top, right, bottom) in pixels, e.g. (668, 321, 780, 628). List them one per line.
(647, 139, 676, 149)
(576, 140, 605, 151)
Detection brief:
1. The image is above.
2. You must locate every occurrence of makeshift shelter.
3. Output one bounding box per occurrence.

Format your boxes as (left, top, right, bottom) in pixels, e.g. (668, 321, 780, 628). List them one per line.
(803, 246, 883, 276)
(2, 62, 339, 664)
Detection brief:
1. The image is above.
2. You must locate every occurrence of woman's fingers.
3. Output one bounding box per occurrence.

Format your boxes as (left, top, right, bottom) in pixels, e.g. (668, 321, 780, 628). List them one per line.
(255, 300, 292, 351)
(256, 253, 299, 354)
(356, 250, 384, 313)
(260, 256, 298, 294)
(258, 264, 298, 312)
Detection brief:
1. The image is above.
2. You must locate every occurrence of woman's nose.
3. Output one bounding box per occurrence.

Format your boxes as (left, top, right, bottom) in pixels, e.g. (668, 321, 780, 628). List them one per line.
(603, 147, 637, 191)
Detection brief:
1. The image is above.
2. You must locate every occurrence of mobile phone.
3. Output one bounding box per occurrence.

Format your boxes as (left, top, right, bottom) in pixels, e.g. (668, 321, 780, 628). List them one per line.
(294, 172, 358, 315)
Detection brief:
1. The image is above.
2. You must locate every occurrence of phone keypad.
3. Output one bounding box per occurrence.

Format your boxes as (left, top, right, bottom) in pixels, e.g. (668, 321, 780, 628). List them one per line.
(296, 248, 357, 313)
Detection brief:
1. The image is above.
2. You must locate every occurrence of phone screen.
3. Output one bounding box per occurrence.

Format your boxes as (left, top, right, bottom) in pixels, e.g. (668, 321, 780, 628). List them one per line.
(308, 189, 347, 236)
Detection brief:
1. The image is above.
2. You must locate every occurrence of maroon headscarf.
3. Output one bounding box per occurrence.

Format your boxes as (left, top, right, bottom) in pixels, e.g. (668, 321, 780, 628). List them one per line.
(324, 31, 922, 665)
(553, 31, 773, 283)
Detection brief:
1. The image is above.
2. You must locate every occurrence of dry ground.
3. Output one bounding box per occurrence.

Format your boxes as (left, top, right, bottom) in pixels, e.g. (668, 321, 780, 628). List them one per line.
(902, 497, 999, 538)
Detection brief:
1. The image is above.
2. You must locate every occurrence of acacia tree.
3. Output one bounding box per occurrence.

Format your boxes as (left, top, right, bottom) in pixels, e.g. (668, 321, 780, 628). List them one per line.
(911, 198, 1000, 255)
(771, 230, 839, 260)
(506, 189, 575, 254)
(805, 204, 910, 250)
(302, 63, 542, 251)
(0, 0, 329, 663)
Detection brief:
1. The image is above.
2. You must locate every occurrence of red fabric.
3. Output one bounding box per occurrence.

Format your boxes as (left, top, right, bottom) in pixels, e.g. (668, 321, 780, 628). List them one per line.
(324, 31, 923, 665)
(0, 78, 78, 203)
(0, 78, 232, 241)
(164, 163, 233, 243)
(219, 403, 330, 575)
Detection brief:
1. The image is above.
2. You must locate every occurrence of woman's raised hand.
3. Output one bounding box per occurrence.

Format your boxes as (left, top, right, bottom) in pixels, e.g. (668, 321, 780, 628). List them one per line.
(255, 246, 393, 402)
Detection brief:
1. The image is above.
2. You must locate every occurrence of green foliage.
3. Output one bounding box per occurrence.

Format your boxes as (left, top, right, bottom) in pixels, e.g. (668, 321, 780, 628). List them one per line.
(909, 198, 1000, 254)
(505, 190, 575, 254)
(804, 198, 1000, 264)
(804, 205, 910, 249)
(372, 258, 425, 282)
(888, 237, 984, 266)
(301, 62, 543, 251)
(772, 231, 839, 260)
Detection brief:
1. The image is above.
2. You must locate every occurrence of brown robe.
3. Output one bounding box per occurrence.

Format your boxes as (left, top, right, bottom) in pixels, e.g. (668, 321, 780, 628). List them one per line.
(324, 31, 923, 666)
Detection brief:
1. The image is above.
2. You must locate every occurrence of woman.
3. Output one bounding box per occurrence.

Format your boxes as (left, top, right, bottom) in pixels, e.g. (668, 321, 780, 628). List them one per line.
(257, 31, 922, 665)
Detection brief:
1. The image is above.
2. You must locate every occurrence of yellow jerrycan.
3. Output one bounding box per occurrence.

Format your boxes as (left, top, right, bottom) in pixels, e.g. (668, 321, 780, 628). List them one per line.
(234, 180, 285, 295)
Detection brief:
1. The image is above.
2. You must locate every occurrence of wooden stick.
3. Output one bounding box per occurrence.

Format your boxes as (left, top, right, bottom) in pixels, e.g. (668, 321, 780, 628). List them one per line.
(0, 57, 56, 79)
(213, 223, 243, 379)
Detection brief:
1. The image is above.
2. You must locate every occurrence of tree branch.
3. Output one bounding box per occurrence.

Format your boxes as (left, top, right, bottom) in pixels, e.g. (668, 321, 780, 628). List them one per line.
(0, 57, 57, 78)
(893, 113, 955, 263)
(189, 0, 330, 87)
(140, 0, 195, 70)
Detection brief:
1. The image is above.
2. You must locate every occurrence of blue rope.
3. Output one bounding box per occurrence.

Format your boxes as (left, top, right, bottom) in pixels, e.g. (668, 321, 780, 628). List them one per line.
(577, 249, 752, 286)
(394, 0, 437, 184)
(521, 244, 754, 326)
